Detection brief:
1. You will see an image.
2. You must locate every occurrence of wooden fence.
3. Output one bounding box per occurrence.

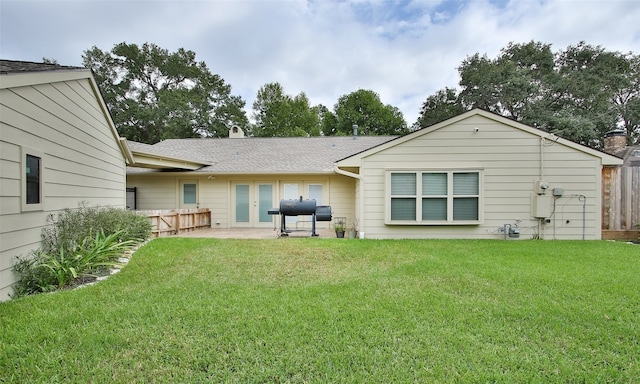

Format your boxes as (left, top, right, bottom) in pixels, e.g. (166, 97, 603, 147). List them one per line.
(602, 165, 639, 240)
(139, 209, 212, 237)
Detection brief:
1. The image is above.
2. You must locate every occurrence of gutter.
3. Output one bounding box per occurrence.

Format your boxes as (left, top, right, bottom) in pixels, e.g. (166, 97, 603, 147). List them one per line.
(119, 138, 135, 165)
(333, 164, 366, 239)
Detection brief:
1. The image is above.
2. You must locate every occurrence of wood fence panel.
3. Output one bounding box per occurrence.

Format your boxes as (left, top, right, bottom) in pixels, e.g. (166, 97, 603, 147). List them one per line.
(138, 209, 211, 237)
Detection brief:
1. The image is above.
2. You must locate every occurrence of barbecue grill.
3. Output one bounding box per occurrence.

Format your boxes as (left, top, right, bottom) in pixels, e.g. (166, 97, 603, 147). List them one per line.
(268, 197, 332, 236)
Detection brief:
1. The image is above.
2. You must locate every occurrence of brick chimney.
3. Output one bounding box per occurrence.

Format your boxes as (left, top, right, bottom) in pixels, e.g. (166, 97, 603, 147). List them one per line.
(604, 129, 626, 155)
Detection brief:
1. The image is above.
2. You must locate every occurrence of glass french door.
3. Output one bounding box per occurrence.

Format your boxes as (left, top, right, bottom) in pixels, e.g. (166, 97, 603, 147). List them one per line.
(281, 183, 324, 227)
(233, 182, 274, 227)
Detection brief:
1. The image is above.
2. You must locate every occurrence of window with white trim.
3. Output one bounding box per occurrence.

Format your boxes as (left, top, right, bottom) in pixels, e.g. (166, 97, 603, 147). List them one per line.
(388, 170, 481, 224)
(21, 147, 44, 212)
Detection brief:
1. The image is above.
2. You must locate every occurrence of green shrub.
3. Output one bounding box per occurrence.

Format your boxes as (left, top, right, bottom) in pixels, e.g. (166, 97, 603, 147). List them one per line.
(12, 203, 151, 298)
(41, 202, 151, 255)
(41, 230, 134, 288)
(12, 253, 57, 297)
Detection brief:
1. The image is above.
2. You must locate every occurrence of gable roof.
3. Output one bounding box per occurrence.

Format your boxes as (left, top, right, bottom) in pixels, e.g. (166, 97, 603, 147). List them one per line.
(1, 59, 133, 164)
(0, 59, 84, 74)
(127, 136, 396, 175)
(619, 146, 640, 167)
(336, 109, 624, 167)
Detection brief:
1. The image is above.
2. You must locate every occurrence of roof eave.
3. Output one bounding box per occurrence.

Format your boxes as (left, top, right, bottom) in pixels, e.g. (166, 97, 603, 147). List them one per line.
(130, 150, 211, 170)
(336, 109, 625, 166)
(0, 68, 91, 89)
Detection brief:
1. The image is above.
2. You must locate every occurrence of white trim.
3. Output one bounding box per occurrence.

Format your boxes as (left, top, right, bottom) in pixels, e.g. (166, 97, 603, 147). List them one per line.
(337, 109, 624, 167)
(20, 146, 45, 212)
(385, 168, 484, 225)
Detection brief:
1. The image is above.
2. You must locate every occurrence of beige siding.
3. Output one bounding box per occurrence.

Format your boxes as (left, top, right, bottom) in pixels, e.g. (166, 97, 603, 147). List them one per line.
(359, 115, 604, 240)
(0, 77, 126, 301)
(128, 173, 357, 231)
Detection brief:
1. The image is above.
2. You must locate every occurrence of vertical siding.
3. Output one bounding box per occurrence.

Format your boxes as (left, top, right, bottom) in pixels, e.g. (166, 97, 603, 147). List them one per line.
(621, 166, 640, 229)
(601, 166, 619, 230)
(603, 163, 640, 231)
(0, 77, 126, 301)
(360, 115, 604, 240)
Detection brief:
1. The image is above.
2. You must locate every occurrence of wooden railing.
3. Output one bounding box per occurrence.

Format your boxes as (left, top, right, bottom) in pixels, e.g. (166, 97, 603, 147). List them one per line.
(138, 209, 211, 237)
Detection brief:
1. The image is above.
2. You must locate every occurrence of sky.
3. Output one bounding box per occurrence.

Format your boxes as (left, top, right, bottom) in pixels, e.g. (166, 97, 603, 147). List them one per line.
(1, 0, 639, 125)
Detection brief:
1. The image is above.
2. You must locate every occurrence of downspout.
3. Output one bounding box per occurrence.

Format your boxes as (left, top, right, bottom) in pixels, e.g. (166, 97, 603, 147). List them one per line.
(333, 164, 364, 238)
(539, 137, 545, 239)
(539, 137, 545, 180)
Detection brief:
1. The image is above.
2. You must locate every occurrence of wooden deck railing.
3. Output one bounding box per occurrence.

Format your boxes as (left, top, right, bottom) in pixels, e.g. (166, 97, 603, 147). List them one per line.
(138, 209, 212, 237)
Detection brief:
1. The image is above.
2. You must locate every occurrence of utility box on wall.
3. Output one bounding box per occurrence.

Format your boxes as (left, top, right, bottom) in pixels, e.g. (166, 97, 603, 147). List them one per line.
(532, 194, 553, 218)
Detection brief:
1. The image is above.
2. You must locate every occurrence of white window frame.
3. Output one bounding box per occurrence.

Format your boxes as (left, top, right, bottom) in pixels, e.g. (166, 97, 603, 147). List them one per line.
(21, 147, 45, 212)
(385, 169, 483, 225)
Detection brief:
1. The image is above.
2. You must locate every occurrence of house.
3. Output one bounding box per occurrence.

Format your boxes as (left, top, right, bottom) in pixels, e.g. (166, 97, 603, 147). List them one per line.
(336, 109, 623, 240)
(0, 60, 131, 301)
(127, 109, 622, 240)
(125, 133, 396, 231)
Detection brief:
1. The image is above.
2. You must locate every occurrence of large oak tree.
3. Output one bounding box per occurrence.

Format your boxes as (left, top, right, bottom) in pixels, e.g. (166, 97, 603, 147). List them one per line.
(83, 42, 249, 144)
(417, 41, 639, 148)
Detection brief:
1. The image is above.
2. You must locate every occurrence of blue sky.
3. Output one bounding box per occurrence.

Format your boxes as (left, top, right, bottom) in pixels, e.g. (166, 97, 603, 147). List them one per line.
(1, 0, 639, 125)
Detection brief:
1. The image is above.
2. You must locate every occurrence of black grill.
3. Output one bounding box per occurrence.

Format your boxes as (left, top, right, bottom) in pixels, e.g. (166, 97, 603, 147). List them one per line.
(268, 197, 332, 237)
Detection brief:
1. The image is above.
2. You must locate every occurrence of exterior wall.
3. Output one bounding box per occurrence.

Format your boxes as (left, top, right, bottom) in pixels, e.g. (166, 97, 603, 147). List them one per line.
(359, 114, 604, 240)
(127, 173, 356, 231)
(0, 77, 126, 300)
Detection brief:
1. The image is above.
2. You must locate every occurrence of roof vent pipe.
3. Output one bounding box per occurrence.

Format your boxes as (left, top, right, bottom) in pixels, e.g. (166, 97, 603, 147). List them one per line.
(353, 124, 358, 140)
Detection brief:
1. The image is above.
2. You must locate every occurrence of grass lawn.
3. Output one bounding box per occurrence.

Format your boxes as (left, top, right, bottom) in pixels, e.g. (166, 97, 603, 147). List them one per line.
(1, 238, 638, 383)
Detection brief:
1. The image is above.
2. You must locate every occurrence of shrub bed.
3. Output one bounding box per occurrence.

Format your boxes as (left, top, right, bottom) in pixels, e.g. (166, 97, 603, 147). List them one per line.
(12, 203, 151, 297)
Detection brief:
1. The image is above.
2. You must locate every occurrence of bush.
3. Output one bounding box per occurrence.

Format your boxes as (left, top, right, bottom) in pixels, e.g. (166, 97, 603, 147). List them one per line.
(12, 253, 57, 297)
(41, 202, 151, 255)
(40, 230, 135, 288)
(12, 203, 151, 298)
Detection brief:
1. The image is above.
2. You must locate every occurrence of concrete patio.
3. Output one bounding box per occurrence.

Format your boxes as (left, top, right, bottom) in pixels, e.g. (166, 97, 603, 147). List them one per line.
(173, 227, 337, 239)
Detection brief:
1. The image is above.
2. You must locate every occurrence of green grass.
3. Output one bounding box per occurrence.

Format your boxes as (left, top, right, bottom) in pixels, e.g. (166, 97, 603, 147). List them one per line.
(1, 239, 638, 383)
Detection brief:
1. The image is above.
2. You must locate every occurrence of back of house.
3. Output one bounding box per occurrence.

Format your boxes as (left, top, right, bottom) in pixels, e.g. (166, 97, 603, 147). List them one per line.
(0, 60, 129, 301)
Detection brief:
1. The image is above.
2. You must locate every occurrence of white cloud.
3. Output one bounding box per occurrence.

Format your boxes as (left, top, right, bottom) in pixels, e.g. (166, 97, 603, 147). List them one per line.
(1, 0, 638, 125)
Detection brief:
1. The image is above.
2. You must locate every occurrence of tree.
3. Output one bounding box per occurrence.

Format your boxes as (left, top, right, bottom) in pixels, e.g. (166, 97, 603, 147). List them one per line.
(416, 41, 639, 148)
(328, 89, 408, 136)
(415, 87, 466, 128)
(611, 53, 640, 145)
(458, 41, 556, 123)
(42, 57, 58, 65)
(549, 42, 628, 147)
(83, 42, 248, 144)
(251, 82, 320, 137)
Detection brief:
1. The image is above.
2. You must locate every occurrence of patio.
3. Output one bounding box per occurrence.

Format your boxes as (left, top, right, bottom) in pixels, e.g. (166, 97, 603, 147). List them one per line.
(174, 227, 337, 239)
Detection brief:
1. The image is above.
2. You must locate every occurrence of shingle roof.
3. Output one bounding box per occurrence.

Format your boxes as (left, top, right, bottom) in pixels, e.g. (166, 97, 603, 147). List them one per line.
(0, 59, 84, 74)
(128, 136, 397, 174)
(621, 146, 640, 167)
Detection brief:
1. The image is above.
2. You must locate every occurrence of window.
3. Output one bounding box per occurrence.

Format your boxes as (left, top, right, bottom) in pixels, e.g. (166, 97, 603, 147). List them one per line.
(183, 183, 197, 204)
(180, 180, 198, 208)
(21, 148, 44, 212)
(26, 154, 41, 204)
(388, 170, 481, 224)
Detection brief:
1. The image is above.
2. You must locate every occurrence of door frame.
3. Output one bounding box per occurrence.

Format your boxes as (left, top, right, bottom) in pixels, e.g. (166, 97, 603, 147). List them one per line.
(231, 181, 275, 228)
(179, 179, 199, 209)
